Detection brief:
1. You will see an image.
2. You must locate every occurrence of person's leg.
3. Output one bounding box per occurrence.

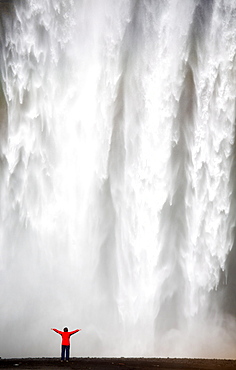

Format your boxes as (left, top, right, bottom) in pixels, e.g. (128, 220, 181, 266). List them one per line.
(61, 345, 66, 361)
(65, 345, 70, 361)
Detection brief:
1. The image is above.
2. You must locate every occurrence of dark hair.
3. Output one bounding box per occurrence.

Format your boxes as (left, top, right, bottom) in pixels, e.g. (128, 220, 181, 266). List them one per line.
(63, 327, 68, 332)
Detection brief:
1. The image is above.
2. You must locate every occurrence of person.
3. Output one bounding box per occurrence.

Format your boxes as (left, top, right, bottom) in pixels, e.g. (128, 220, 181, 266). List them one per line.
(51, 327, 81, 362)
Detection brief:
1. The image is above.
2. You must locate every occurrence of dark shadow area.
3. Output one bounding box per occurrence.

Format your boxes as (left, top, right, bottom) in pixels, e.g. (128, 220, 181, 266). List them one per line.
(188, 0, 214, 68)
(0, 0, 13, 16)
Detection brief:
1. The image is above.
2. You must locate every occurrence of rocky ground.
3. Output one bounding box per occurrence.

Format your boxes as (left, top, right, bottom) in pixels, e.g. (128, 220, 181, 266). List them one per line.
(1, 358, 236, 370)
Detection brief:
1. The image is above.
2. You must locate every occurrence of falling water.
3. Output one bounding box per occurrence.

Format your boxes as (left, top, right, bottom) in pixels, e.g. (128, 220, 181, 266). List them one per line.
(0, 0, 236, 359)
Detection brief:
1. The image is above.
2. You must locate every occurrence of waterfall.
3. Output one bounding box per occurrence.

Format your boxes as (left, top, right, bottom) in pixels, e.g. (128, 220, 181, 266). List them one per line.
(0, 0, 236, 358)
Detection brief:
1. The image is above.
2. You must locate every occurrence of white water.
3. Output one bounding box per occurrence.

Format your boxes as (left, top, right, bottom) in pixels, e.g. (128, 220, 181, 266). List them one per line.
(0, 0, 236, 359)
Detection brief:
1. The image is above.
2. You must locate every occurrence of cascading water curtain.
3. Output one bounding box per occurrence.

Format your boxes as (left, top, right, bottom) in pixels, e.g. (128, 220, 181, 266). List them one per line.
(0, 0, 236, 359)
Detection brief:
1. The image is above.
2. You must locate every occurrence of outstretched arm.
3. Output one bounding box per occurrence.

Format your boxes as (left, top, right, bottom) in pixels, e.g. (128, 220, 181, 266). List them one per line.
(69, 329, 81, 335)
(51, 328, 63, 335)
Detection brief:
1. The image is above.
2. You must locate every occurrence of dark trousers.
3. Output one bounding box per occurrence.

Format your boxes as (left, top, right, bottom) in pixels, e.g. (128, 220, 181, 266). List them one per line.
(61, 345, 70, 361)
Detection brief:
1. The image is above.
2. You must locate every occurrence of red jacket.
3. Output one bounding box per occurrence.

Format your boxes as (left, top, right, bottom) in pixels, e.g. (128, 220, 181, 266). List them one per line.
(53, 329, 80, 346)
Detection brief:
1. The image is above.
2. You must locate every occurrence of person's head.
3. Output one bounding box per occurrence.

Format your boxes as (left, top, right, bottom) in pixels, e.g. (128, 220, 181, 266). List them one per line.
(63, 327, 68, 332)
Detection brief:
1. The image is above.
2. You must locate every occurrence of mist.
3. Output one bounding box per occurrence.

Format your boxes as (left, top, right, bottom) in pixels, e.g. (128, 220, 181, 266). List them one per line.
(0, 0, 236, 359)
